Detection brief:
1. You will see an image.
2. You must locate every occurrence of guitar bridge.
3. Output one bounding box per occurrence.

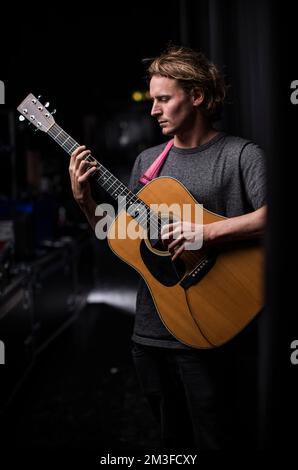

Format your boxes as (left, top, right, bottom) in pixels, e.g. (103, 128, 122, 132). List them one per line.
(180, 253, 217, 289)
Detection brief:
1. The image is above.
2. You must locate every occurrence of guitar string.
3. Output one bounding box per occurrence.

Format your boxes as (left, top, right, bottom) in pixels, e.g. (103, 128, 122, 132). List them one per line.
(47, 124, 205, 268)
(24, 100, 183, 237)
(48, 124, 174, 236)
(48, 124, 160, 233)
(47, 124, 205, 267)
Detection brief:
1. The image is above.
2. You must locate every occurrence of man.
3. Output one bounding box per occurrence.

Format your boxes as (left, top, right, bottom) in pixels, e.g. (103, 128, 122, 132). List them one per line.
(69, 46, 266, 449)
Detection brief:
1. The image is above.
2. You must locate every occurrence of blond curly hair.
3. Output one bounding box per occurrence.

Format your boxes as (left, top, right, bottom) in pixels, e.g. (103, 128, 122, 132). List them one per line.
(145, 46, 227, 122)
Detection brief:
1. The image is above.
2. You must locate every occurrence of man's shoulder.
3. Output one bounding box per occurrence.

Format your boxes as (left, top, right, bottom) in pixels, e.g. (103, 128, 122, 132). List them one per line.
(223, 133, 253, 149)
(137, 141, 169, 161)
(222, 134, 263, 158)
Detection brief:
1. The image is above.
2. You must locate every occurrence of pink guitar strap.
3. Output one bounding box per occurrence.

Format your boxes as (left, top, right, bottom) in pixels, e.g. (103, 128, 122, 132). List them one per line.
(139, 139, 174, 185)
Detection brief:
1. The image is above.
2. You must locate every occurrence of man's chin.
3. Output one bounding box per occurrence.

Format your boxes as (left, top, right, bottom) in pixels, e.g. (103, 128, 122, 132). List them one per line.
(162, 127, 174, 136)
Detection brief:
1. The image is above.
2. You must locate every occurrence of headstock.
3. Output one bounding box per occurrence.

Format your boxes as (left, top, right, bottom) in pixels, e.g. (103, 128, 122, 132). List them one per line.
(17, 93, 55, 133)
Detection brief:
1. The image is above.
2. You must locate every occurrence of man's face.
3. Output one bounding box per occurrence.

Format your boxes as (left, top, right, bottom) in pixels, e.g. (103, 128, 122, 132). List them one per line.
(149, 75, 197, 136)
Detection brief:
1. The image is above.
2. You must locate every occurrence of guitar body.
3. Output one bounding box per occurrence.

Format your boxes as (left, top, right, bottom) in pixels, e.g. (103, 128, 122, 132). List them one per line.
(108, 177, 264, 349)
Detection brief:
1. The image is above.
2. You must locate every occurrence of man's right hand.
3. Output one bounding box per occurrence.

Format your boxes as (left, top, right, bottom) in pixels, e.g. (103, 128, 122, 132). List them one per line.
(69, 145, 97, 207)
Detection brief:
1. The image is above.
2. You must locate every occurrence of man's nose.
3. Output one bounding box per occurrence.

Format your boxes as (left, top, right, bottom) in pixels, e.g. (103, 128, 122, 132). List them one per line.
(151, 101, 161, 117)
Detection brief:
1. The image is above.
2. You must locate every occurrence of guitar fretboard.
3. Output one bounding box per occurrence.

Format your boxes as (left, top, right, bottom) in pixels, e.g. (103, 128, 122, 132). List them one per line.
(48, 122, 161, 236)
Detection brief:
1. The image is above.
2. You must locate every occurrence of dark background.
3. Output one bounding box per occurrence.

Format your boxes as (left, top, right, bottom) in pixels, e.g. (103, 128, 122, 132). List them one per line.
(1, 0, 298, 457)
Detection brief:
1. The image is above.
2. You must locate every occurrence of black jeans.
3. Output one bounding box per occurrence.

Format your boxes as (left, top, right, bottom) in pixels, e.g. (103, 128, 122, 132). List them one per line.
(131, 342, 238, 450)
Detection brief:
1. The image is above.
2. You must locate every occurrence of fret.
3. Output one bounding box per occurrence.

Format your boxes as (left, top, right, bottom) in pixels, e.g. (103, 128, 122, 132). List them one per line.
(16, 94, 161, 236)
(47, 122, 161, 235)
(69, 143, 77, 153)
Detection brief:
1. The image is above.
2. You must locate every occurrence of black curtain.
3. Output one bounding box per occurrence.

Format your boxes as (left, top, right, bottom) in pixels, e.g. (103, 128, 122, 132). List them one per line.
(178, 0, 297, 449)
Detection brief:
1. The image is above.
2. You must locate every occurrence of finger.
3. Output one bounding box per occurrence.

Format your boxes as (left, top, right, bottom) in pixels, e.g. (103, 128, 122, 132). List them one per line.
(74, 150, 92, 170)
(78, 159, 97, 174)
(172, 244, 185, 261)
(77, 165, 97, 183)
(161, 224, 176, 239)
(171, 225, 185, 239)
(161, 220, 181, 236)
(71, 145, 86, 160)
(70, 147, 88, 172)
(168, 234, 184, 251)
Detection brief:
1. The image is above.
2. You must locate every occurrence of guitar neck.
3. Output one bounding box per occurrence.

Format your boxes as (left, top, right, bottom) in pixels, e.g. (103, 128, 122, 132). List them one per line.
(48, 122, 154, 230)
(16, 91, 159, 234)
(48, 123, 130, 200)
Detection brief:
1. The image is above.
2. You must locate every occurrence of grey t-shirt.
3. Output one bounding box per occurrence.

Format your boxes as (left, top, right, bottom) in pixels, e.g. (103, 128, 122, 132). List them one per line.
(128, 132, 266, 349)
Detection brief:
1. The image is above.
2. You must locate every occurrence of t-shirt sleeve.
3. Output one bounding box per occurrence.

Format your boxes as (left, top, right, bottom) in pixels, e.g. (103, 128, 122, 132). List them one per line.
(240, 143, 267, 210)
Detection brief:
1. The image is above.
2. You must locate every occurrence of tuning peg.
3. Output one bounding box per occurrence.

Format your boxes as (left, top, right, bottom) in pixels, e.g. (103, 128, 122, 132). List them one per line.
(37, 95, 42, 100)
(19, 115, 25, 121)
(51, 108, 56, 115)
(45, 101, 50, 108)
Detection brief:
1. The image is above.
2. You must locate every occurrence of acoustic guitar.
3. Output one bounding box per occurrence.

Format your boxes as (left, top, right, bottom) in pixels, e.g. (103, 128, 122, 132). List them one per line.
(17, 93, 264, 348)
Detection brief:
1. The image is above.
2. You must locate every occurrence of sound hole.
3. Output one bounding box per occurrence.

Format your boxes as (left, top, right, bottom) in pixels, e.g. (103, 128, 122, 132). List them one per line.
(140, 238, 186, 286)
(144, 213, 186, 281)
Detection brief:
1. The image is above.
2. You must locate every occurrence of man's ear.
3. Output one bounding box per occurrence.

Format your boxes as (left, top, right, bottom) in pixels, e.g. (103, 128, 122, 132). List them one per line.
(192, 88, 204, 107)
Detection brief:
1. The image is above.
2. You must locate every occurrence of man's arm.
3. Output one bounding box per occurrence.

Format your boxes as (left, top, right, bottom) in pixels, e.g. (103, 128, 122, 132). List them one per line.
(69, 145, 106, 231)
(161, 205, 267, 261)
(78, 198, 100, 232)
(204, 205, 267, 244)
